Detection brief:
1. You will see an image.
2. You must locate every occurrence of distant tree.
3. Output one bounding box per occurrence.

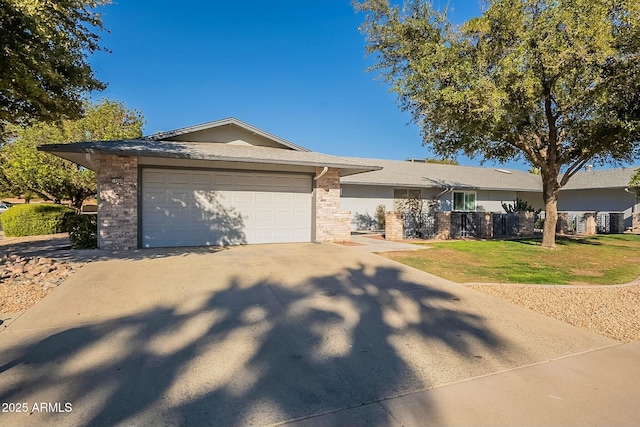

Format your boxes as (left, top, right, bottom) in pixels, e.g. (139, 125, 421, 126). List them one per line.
(424, 157, 459, 165)
(0, 0, 110, 135)
(630, 169, 640, 190)
(528, 166, 541, 175)
(0, 100, 144, 210)
(356, 0, 640, 248)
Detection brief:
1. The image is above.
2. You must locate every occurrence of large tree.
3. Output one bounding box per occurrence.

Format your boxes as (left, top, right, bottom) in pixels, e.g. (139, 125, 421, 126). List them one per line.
(0, 0, 110, 134)
(356, 0, 640, 248)
(0, 100, 144, 210)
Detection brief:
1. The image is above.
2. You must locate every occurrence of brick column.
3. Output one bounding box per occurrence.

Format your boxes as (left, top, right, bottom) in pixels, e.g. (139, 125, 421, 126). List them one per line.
(436, 211, 451, 240)
(98, 155, 138, 250)
(333, 211, 352, 242)
(479, 212, 492, 238)
(584, 213, 597, 235)
(517, 212, 535, 236)
(557, 212, 569, 234)
(384, 211, 403, 240)
(314, 167, 349, 242)
(634, 213, 640, 233)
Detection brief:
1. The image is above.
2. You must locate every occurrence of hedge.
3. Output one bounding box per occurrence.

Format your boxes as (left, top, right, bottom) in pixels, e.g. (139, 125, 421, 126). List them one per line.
(0, 203, 74, 237)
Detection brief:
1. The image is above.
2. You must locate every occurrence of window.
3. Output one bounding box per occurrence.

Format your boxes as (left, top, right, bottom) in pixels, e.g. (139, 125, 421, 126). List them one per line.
(453, 191, 476, 211)
(394, 189, 421, 210)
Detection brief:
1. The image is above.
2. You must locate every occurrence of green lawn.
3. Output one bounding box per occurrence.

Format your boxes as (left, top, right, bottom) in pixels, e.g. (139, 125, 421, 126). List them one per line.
(383, 234, 640, 285)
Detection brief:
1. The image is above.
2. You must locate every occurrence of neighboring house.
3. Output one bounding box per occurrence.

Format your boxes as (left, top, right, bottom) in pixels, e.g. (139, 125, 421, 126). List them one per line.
(40, 118, 380, 249)
(40, 118, 640, 249)
(341, 158, 639, 232)
(558, 167, 639, 229)
(340, 158, 544, 230)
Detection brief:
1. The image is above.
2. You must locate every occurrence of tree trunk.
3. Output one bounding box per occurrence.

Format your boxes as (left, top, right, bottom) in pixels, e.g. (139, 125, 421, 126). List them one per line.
(542, 196, 558, 248)
(541, 172, 560, 249)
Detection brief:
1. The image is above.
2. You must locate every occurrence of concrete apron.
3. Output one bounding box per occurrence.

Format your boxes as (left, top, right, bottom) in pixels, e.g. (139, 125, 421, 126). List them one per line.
(0, 243, 618, 426)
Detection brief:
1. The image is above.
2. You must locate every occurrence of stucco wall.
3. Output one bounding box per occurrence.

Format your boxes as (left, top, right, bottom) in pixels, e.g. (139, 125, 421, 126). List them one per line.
(340, 184, 394, 230)
(559, 189, 636, 228)
(342, 185, 548, 230)
(341, 185, 448, 231)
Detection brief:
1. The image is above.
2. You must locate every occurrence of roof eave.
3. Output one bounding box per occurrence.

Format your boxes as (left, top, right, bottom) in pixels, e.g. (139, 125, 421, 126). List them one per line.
(38, 144, 381, 176)
(341, 180, 541, 192)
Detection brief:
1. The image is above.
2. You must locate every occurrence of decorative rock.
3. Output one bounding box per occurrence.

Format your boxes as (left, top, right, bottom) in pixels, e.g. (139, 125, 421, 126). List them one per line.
(1, 252, 87, 312)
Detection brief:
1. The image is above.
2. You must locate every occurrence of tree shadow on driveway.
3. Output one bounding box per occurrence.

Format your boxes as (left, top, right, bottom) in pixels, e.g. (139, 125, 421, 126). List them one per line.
(0, 260, 518, 426)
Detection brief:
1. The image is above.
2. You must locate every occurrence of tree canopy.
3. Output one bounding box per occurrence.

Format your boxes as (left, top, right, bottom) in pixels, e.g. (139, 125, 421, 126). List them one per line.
(0, 100, 144, 210)
(0, 0, 110, 134)
(356, 0, 640, 247)
(424, 157, 459, 165)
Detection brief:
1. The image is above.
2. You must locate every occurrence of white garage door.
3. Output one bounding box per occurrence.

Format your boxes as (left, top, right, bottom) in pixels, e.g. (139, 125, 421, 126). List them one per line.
(142, 168, 312, 247)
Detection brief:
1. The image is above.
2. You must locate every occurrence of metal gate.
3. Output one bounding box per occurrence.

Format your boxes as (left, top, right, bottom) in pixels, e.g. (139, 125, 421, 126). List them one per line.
(403, 212, 437, 239)
(492, 213, 520, 237)
(450, 212, 478, 238)
(596, 213, 611, 233)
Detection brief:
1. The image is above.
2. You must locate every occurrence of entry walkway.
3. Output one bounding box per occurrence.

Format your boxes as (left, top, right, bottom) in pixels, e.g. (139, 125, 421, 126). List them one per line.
(349, 233, 427, 252)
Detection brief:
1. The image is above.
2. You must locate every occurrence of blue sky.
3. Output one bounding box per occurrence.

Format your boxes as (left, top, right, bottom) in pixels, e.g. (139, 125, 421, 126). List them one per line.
(90, 1, 527, 168)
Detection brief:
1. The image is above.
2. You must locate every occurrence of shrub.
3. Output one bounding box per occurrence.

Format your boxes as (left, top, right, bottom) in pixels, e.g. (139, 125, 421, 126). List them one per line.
(376, 204, 386, 229)
(65, 214, 98, 249)
(0, 203, 74, 237)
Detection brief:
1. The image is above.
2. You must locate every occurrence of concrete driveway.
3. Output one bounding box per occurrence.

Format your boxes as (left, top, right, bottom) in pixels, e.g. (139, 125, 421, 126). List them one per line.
(0, 243, 622, 426)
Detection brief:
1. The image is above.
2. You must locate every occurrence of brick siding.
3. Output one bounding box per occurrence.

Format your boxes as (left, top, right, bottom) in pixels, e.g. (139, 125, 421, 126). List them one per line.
(98, 155, 138, 250)
(314, 167, 351, 242)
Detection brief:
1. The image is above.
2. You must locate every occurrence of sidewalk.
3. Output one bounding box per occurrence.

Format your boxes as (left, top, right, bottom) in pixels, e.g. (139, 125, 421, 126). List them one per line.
(283, 340, 640, 426)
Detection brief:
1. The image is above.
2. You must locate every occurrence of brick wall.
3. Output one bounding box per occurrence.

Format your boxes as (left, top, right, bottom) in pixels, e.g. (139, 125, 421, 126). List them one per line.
(314, 167, 351, 242)
(384, 211, 403, 240)
(634, 213, 640, 233)
(98, 155, 138, 250)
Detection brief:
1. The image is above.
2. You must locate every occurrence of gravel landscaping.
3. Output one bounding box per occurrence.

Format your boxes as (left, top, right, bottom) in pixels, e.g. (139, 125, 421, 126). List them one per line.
(468, 283, 640, 343)
(0, 234, 88, 313)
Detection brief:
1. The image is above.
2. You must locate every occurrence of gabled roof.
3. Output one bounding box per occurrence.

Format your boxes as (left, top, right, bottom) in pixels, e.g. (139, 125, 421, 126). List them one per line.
(340, 158, 543, 192)
(142, 117, 310, 152)
(38, 139, 381, 177)
(562, 167, 636, 190)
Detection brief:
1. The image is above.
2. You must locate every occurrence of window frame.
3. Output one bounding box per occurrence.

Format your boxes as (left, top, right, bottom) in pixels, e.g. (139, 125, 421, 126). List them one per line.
(452, 190, 477, 212)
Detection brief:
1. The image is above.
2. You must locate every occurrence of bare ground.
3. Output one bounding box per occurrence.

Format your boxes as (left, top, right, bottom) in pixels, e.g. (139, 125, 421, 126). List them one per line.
(468, 283, 640, 343)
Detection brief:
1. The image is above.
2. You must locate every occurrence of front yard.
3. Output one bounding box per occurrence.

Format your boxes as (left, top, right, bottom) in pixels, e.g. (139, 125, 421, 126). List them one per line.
(383, 234, 640, 342)
(383, 234, 640, 285)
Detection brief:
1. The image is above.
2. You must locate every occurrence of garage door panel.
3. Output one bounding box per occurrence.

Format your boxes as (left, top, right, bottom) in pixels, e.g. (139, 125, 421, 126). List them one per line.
(235, 192, 255, 204)
(292, 177, 310, 189)
(192, 173, 212, 185)
(255, 192, 273, 204)
(213, 173, 234, 186)
(142, 169, 311, 248)
(234, 174, 255, 186)
(144, 171, 166, 184)
(254, 211, 273, 222)
(167, 172, 189, 184)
